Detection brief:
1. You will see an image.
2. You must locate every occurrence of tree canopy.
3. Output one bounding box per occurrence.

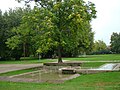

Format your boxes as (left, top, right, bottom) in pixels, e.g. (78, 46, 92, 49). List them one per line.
(6, 0, 96, 62)
(110, 32, 120, 53)
(93, 40, 107, 52)
(0, 8, 27, 60)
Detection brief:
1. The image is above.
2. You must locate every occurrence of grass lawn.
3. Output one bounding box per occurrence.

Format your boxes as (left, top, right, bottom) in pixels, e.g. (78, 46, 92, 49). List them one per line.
(81, 62, 107, 68)
(0, 59, 57, 64)
(0, 72, 120, 90)
(0, 54, 120, 64)
(64, 54, 120, 61)
(0, 54, 120, 90)
(0, 68, 37, 76)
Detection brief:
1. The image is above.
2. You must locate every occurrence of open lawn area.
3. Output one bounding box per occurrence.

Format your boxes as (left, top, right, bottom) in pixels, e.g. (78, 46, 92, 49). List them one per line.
(0, 0, 120, 89)
(0, 54, 120, 64)
(0, 54, 120, 90)
(64, 54, 120, 61)
(0, 59, 57, 64)
(0, 72, 120, 90)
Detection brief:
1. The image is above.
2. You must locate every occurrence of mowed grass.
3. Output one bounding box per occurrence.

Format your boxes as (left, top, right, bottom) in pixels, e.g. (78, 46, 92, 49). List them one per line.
(81, 62, 107, 68)
(64, 54, 120, 61)
(0, 59, 57, 64)
(0, 72, 120, 90)
(0, 54, 120, 64)
(0, 54, 120, 90)
(0, 68, 36, 76)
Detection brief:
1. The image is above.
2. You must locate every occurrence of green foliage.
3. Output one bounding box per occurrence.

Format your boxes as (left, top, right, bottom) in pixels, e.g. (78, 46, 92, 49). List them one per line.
(13, 0, 97, 62)
(0, 8, 25, 60)
(6, 35, 21, 50)
(110, 32, 120, 53)
(93, 40, 107, 51)
(5, 8, 35, 58)
(92, 40, 108, 54)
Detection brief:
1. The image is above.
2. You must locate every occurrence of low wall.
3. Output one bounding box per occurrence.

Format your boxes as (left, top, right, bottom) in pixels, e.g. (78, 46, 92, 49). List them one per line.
(43, 62, 82, 66)
(76, 69, 119, 74)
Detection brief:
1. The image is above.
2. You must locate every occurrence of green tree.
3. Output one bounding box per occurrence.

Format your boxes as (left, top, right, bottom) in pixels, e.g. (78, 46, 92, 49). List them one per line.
(15, 0, 96, 63)
(93, 40, 107, 53)
(6, 8, 34, 59)
(110, 32, 120, 53)
(0, 9, 22, 60)
(0, 8, 30, 60)
(0, 10, 6, 59)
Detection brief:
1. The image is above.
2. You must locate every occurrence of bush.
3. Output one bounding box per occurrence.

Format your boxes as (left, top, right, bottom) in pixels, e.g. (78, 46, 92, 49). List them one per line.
(91, 50, 112, 55)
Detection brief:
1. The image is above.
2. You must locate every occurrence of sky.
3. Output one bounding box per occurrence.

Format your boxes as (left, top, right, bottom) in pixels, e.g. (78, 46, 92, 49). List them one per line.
(0, 0, 120, 45)
(85, 0, 120, 45)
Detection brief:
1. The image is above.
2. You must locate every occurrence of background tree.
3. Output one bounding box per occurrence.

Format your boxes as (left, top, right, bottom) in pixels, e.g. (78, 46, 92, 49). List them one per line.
(110, 32, 120, 53)
(92, 40, 107, 54)
(0, 10, 6, 60)
(0, 8, 30, 60)
(6, 8, 34, 60)
(94, 40, 107, 51)
(14, 0, 96, 63)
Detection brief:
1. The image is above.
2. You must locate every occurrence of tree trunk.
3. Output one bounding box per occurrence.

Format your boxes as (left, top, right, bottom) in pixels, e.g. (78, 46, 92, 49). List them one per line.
(23, 42, 26, 59)
(58, 45, 62, 63)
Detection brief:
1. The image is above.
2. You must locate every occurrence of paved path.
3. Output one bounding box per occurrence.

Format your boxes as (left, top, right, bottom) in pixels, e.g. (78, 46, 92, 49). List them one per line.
(0, 64, 42, 74)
